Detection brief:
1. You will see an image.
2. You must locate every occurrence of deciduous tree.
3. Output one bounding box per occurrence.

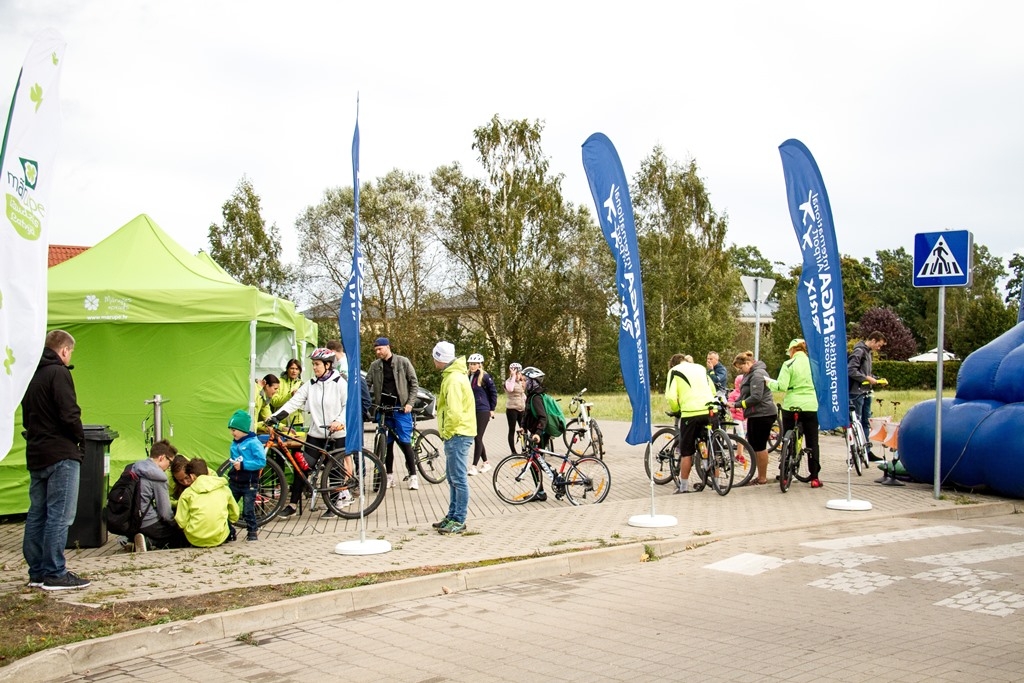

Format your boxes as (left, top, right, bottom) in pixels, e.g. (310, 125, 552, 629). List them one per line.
(208, 176, 292, 296)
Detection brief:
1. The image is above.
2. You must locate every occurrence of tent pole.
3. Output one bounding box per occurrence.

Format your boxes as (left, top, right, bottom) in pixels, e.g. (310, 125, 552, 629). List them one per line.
(249, 320, 257, 420)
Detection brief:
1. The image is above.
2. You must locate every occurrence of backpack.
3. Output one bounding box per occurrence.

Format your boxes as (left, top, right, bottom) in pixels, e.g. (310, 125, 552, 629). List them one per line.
(105, 463, 143, 536)
(529, 391, 567, 438)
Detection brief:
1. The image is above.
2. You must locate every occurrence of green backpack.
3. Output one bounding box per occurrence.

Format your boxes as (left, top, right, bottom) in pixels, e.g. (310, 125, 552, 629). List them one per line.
(529, 391, 566, 438)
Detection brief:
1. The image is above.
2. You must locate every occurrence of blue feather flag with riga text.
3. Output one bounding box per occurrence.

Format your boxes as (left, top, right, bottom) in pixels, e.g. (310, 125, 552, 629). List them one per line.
(581, 133, 651, 445)
(339, 102, 364, 453)
(778, 139, 848, 431)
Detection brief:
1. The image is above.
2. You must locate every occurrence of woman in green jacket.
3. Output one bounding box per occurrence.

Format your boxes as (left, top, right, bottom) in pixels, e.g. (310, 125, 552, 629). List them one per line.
(273, 359, 305, 431)
(768, 339, 822, 488)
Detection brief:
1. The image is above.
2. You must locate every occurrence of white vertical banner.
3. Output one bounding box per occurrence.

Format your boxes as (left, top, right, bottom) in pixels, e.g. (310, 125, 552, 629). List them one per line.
(0, 29, 67, 460)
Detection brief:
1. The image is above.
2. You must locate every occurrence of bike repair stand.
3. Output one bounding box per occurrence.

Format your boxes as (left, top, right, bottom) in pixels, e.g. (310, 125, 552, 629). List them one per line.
(336, 452, 391, 556)
(628, 448, 677, 528)
(826, 460, 873, 511)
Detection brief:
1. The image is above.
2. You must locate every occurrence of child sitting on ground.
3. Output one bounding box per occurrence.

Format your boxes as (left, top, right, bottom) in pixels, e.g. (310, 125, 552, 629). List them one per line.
(226, 409, 266, 542)
(174, 458, 240, 547)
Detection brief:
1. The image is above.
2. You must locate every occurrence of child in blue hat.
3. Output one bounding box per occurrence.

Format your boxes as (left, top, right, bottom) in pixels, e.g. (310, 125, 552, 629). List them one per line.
(227, 409, 266, 541)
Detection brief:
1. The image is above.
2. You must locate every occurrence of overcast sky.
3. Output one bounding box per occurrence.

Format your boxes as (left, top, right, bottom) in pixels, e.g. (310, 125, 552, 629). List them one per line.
(2, 0, 1021, 275)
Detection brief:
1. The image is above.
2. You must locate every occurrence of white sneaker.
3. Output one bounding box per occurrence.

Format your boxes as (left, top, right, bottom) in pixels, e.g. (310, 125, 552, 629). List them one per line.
(387, 474, 395, 488)
(133, 533, 147, 553)
(338, 490, 353, 507)
(409, 475, 420, 490)
(481, 462, 492, 473)
(467, 466, 478, 476)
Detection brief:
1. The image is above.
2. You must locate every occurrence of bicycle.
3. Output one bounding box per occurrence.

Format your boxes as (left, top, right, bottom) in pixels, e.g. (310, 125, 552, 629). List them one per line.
(847, 378, 888, 476)
(643, 398, 736, 495)
(765, 403, 782, 453)
(778, 409, 814, 492)
(370, 400, 446, 485)
(846, 404, 869, 476)
(217, 424, 387, 524)
(492, 442, 611, 506)
(562, 388, 605, 460)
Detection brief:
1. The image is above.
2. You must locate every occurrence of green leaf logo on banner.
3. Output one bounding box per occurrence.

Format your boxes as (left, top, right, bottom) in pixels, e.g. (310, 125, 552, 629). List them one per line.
(30, 83, 43, 112)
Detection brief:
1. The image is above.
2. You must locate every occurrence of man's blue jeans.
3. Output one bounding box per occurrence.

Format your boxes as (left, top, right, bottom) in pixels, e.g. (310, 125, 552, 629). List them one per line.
(23, 459, 80, 580)
(850, 394, 874, 455)
(444, 434, 473, 524)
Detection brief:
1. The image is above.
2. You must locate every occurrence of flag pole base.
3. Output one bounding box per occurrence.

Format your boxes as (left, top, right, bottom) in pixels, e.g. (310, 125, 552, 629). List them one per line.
(335, 538, 391, 555)
(628, 514, 677, 528)
(825, 498, 873, 511)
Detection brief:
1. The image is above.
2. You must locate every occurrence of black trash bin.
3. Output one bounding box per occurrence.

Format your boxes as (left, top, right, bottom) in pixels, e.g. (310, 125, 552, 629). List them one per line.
(66, 424, 119, 549)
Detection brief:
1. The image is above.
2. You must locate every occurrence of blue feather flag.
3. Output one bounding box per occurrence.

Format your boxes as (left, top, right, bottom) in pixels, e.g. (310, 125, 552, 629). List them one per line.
(778, 139, 848, 431)
(339, 102, 364, 452)
(581, 133, 651, 445)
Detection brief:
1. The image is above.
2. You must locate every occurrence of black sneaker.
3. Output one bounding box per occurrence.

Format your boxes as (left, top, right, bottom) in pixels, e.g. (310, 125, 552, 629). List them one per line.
(432, 516, 451, 529)
(321, 509, 337, 518)
(42, 571, 90, 591)
(532, 491, 548, 502)
(246, 532, 258, 542)
(279, 505, 297, 518)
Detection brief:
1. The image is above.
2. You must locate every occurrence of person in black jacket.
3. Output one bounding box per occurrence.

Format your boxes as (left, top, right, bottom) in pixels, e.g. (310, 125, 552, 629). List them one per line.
(21, 330, 90, 591)
(848, 331, 887, 461)
(520, 366, 550, 502)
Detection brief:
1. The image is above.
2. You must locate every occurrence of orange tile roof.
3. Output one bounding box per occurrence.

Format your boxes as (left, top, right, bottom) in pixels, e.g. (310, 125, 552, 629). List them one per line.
(48, 244, 89, 268)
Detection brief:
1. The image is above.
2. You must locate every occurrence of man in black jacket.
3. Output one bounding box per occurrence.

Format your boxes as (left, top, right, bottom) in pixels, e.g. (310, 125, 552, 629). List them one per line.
(848, 331, 887, 461)
(21, 330, 90, 590)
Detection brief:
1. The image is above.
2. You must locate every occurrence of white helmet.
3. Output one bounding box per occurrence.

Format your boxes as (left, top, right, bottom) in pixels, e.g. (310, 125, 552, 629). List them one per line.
(522, 366, 545, 379)
(468, 353, 484, 364)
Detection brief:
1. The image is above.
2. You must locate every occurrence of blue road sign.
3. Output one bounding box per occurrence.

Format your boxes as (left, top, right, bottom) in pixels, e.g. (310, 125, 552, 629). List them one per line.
(913, 230, 973, 288)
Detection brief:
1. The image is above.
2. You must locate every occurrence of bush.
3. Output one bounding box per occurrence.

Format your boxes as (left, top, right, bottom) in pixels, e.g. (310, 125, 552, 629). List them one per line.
(873, 360, 960, 390)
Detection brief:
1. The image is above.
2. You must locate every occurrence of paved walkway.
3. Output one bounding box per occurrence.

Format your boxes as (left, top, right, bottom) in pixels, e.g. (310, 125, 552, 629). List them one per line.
(67, 513, 1024, 682)
(1, 421, 1019, 681)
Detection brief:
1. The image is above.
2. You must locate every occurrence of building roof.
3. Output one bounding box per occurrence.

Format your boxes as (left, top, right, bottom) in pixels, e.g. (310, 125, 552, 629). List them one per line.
(48, 244, 89, 268)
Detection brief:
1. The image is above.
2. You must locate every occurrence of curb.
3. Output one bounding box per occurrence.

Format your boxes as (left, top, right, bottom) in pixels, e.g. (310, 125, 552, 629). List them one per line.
(2, 500, 1019, 682)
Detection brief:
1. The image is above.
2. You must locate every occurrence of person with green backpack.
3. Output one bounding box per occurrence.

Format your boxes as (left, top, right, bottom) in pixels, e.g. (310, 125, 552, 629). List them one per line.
(521, 366, 566, 502)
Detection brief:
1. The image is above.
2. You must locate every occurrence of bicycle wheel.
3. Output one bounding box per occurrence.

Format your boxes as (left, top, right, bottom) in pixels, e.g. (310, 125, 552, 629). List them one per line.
(793, 447, 814, 483)
(767, 419, 781, 453)
(590, 419, 605, 460)
(779, 432, 795, 493)
(321, 449, 387, 519)
(413, 428, 446, 484)
(644, 427, 678, 485)
(729, 434, 756, 487)
(689, 439, 711, 492)
(563, 418, 592, 457)
(217, 452, 288, 528)
(493, 454, 541, 505)
(564, 456, 611, 505)
(847, 428, 863, 476)
(708, 429, 735, 496)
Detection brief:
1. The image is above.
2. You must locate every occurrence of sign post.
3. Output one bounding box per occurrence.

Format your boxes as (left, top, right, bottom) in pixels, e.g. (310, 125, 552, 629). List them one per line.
(913, 230, 973, 500)
(740, 276, 775, 361)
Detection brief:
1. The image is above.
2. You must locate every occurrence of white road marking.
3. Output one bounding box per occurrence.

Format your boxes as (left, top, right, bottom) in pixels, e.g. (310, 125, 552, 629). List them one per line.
(703, 552, 792, 576)
(935, 589, 1024, 617)
(808, 569, 905, 595)
(802, 526, 980, 550)
(908, 542, 1024, 567)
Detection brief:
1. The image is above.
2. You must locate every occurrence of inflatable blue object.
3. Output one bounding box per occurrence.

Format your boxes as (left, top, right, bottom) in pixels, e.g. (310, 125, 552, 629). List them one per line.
(899, 321, 1024, 497)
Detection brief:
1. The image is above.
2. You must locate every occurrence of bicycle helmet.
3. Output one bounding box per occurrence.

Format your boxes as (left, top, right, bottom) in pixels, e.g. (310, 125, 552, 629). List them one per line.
(522, 366, 544, 379)
(309, 347, 335, 362)
(468, 353, 484, 364)
(509, 362, 522, 372)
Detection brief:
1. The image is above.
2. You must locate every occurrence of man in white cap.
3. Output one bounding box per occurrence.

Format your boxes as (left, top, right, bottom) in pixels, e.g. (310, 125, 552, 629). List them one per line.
(431, 341, 475, 535)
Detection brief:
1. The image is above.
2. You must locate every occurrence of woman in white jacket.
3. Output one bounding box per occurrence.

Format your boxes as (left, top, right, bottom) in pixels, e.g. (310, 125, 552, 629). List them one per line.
(267, 347, 348, 517)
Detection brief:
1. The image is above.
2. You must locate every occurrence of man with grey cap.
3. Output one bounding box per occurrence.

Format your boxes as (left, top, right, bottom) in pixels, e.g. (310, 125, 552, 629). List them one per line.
(431, 341, 475, 534)
(366, 337, 421, 489)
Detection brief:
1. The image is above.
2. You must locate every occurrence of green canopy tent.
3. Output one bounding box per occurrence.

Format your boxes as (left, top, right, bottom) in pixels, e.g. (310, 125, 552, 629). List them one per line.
(0, 214, 318, 514)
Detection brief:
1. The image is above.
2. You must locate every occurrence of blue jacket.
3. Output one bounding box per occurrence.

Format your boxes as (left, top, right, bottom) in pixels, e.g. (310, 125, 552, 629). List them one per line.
(230, 432, 266, 471)
(470, 369, 498, 412)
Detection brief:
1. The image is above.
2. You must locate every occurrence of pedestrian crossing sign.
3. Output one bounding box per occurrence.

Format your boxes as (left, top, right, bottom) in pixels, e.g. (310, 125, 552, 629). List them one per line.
(913, 230, 973, 288)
